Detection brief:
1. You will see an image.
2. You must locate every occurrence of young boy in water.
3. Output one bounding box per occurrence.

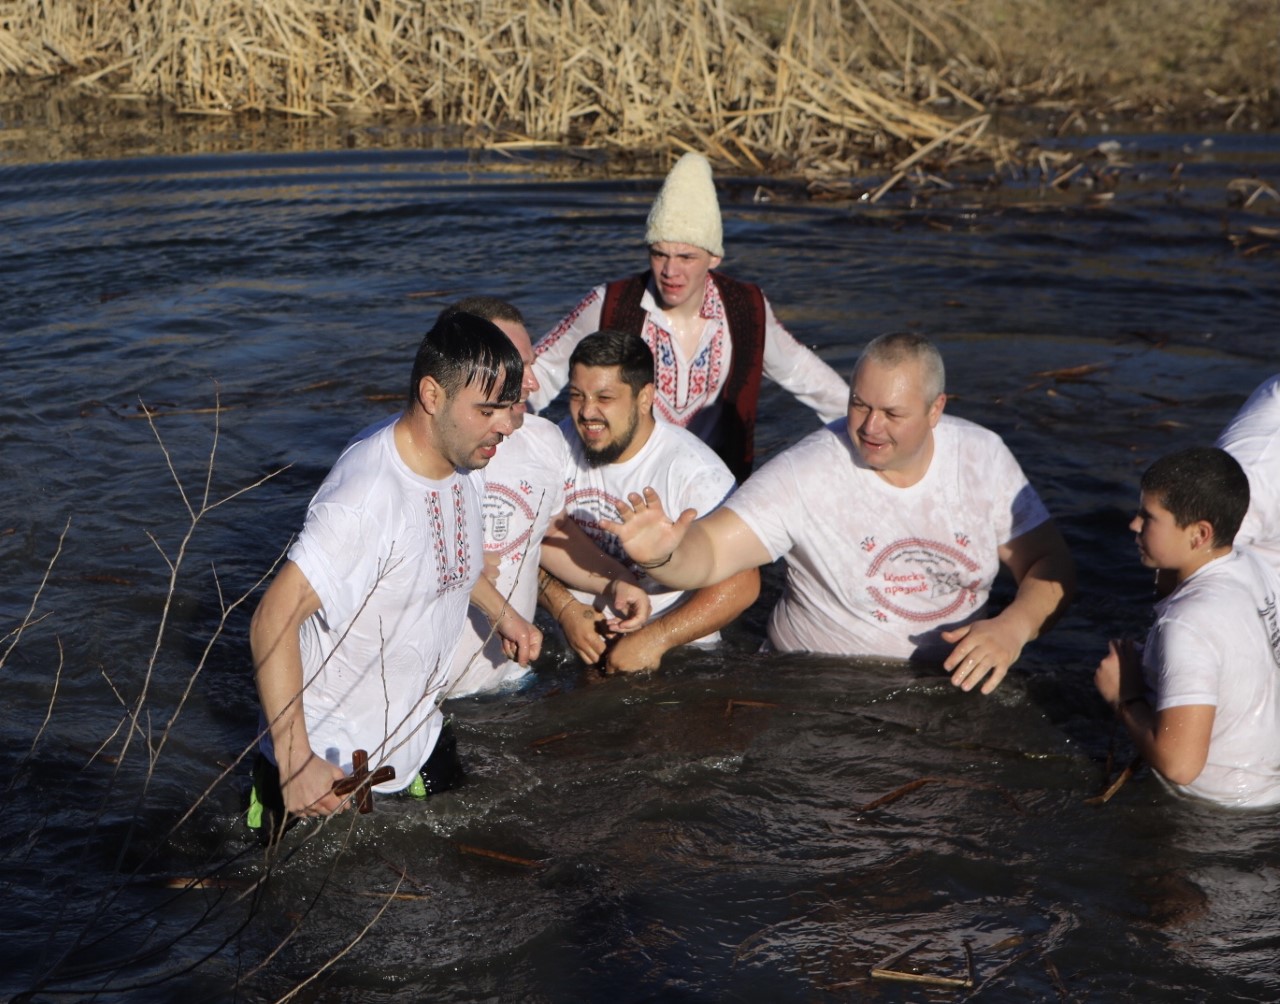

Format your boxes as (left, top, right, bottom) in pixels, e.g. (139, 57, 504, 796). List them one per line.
(1095, 447, 1280, 808)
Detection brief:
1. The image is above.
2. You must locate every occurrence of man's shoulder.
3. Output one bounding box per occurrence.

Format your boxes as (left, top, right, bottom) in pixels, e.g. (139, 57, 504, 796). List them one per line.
(733, 424, 850, 506)
(508, 413, 569, 455)
(768, 420, 850, 466)
(486, 415, 570, 487)
(651, 419, 734, 468)
(639, 422, 736, 500)
(936, 413, 1019, 464)
(1158, 552, 1263, 624)
(316, 422, 396, 500)
(937, 412, 1001, 441)
(1217, 373, 1280, 458)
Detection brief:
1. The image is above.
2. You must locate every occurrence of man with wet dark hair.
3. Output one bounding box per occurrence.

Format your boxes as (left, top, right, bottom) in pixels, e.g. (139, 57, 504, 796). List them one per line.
(1096, 446, 1280, 807)
(554, 330, 759, 673)
(249, 310, 523, 838)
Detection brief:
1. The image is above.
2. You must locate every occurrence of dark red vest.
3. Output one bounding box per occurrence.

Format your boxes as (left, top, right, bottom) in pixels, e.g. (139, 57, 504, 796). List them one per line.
(599, 271, 766, 482)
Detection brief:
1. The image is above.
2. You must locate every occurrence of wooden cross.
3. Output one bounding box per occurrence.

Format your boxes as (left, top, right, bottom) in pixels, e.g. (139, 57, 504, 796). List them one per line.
(331, 748, 396, 814)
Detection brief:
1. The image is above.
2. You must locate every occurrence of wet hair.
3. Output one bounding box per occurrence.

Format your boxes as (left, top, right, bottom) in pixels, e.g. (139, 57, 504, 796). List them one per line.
(440, 295, 525, 326)
(407, 310, 523, 409)
(568, 329, 655, 395)
(1140, 447, 1250, 548)
(856, 332, 946, 403)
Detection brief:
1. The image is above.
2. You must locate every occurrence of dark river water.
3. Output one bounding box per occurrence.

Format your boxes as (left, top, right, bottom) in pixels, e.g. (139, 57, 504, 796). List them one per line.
(1, 131, 1278, 1002)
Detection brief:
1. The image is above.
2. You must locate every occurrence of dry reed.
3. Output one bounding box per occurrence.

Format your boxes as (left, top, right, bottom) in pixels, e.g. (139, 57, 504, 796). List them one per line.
(1, 0, 1010, 174)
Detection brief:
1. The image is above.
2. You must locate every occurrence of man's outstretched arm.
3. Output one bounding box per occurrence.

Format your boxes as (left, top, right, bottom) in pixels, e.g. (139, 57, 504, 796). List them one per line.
(600, 488, 771, 589)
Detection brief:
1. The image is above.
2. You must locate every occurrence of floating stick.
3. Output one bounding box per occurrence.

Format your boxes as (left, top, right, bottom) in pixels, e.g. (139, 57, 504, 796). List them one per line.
(724, 698, 780, 720)
(869, 938, 975, 989)
(455, 844, 546, 868)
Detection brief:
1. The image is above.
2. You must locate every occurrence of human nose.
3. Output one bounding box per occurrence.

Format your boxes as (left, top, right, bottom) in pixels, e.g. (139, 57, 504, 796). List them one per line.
(860, 409, 884, 436)
(495, 411, 516, 437)
(1128, 514, 1142, 533)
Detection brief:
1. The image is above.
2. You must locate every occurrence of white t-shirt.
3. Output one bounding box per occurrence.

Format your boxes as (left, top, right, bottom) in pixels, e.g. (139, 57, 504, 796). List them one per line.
(726, 415, 1050, 660)
(1142, 548, 1280, 808)
(448, 414, 570, 697)
(262, 420, 485, 793)
(1216, 374, 1280, 574)
(530, 275, 849, 448)
(561, 417, 736, 633)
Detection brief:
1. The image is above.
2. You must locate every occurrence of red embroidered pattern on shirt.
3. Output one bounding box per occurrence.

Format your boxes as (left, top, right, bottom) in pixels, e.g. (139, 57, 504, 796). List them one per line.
(535, 289, 601, 356)
(864, 536, 981, 624)
(647, 276, 727, 426)
(426, 483, 471, 592)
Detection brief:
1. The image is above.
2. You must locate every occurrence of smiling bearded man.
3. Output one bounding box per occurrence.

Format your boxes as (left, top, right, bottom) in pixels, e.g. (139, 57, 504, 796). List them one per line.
(556, 329, 759, 675)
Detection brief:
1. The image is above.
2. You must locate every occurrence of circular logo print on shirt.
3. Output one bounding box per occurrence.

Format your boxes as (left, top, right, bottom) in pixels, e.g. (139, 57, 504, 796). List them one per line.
(483, 482, 538, 558)
(865, 537, 981, 623)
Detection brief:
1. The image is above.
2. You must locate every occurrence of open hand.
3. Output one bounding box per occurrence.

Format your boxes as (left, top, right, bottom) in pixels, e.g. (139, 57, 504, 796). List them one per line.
(598, 487, 698, 570)
(941, 618, 1025, 694)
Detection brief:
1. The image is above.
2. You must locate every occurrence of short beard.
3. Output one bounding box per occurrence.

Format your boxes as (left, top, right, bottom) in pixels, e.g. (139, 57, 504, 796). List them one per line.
(581, 413, 638, 467)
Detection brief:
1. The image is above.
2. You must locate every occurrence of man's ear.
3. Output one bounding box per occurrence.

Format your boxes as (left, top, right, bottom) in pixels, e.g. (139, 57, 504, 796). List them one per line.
(417, 375, 445, 416)
(637, 382, 655, 414)
(1190, 519, 1216, 550)
(928, 393, 948, 426)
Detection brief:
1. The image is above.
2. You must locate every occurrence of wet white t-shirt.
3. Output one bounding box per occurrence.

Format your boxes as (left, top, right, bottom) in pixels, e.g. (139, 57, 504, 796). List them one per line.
(1217, 374, 1280, 574)
(726, 415, 1050, 660)
(1143, 548, 1280, 808)
(263, 420, 484, 793)
(449, 414, 570, 697)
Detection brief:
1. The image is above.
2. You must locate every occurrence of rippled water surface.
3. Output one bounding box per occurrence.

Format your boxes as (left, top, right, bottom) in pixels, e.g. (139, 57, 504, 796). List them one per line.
(1, 133, 1278, 1002)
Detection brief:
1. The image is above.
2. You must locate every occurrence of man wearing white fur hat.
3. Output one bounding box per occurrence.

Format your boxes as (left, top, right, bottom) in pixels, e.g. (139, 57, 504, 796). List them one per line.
(529, 152, 849, 483)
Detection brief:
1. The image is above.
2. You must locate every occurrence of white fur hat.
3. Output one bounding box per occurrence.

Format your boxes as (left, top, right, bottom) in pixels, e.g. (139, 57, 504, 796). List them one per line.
(645, 152, 723, 257)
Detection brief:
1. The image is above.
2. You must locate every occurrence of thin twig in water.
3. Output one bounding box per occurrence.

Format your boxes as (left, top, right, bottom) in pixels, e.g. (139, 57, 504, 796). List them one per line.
(273, 878, 405, 1004)
(456, 843, 546, 868)
(1084, 757, 1140, 805)
(858, 776, 1023, 813)
(0, 517, 70, 672)
(723, 698, 780, 720)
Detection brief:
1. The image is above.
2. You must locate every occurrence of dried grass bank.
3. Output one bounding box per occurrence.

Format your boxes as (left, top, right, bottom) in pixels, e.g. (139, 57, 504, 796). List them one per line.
(0, 0, 1007, 175)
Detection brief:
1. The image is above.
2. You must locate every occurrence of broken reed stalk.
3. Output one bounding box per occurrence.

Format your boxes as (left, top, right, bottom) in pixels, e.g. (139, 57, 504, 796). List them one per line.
(3, 0, 1007, 174)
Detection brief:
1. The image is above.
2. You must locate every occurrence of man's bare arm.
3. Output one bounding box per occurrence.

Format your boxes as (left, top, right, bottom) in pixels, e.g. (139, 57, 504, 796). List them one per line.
(1093, 639, 1213, 785)
(600, 488, 771, 589)
(537, 568, 611, 665)
(605, 567, 761, 673)
(942, 520, 1076, 694)
(250, 561, 347, 816)
(539, 513, 650, 629)
(470, 575, 542, 666)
